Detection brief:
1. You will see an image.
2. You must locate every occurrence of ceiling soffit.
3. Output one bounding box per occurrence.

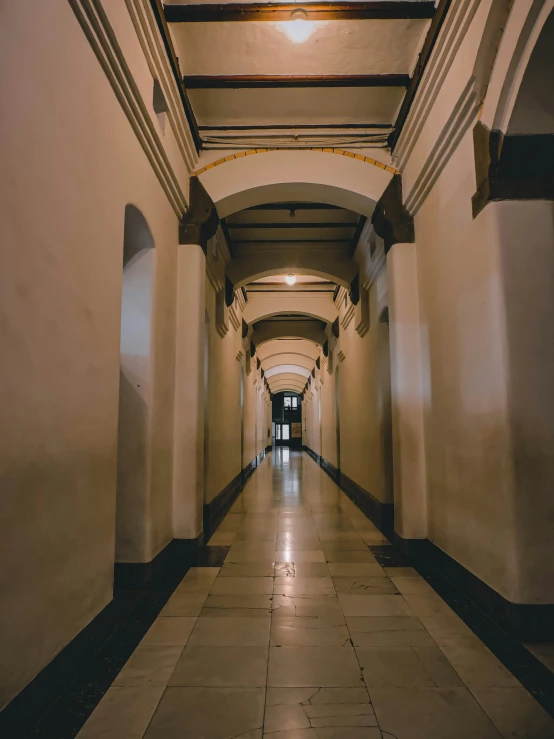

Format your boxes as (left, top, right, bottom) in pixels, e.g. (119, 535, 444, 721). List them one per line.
(163, 2, 439, 149)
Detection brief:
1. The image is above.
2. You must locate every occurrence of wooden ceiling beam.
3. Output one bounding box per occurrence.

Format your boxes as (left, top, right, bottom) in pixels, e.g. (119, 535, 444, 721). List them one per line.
(184, 74, 410, 89)
(165, 2, 436, 22)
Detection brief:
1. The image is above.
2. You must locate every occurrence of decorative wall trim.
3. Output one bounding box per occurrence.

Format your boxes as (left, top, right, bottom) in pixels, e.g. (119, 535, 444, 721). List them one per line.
(194, 148, 399, 176)
(395, 534, 554, 641)
(405, 76, 480, 215)
(125, 0, 197, 168)
(68, 0, 189, 216)
(395, 0, 482, 168)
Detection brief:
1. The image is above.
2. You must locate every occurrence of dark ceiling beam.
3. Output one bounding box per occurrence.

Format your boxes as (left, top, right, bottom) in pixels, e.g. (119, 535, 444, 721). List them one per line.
(226, 222, 359, 229)
(184, 74, 410, 89)
(389, 0, 452, 149)
(165, 2, 436, 22)
(248, 203, 342, 210)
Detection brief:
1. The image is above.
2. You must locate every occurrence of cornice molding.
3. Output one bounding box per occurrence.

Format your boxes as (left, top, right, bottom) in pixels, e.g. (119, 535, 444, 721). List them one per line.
(124, 0, 196, 171)
(68, 0, 189, 216)
(394, 0, 482, 170)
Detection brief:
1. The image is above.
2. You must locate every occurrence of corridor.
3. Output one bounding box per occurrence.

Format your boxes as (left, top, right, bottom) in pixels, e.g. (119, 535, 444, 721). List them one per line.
(76, 451, 553, 739)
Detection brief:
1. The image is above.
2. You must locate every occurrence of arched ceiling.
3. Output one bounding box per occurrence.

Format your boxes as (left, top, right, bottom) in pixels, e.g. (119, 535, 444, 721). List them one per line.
(252, 317, 327, 347)
(265, 364, 311, 379)
(257, 339, 320, 362)
(261, 353, 316, 372)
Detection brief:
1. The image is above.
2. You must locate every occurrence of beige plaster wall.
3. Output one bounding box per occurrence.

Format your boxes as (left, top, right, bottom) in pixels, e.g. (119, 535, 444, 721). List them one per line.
(0, 0, 182, 709)
(337, 283, 393, 503)
(414, 131, 519, 601)
(204, 282, 242, 501)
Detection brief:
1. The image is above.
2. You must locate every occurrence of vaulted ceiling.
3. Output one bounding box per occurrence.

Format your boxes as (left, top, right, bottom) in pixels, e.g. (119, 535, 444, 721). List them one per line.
(161, 1, 442, 150)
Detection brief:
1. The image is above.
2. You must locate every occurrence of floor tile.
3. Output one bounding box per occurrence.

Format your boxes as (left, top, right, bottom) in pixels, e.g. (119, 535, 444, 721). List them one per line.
(200, 607, 272, 618)
(275, 551, 326, 562)
(338, 594, 414, 617)
(440, 646, 519, 687)
(169, 646, 268, 687)
(141, 617, 197, 646)
(264, 704, 311, 732)
(268, 646, 363, 687)
(292, 563, 332, 578)
(76, 687, 164, 739)
(204, 594, 274, 610)
(418, 613, 482, 647)
(143, 687, 264, 739)
(188, 616, 271, 646)
(357, 647, 435, 687)
(332, 577, 398, 595)
(210, 576, 274, 595)
(371, 687, 502, 738)
(389, 576, 437, 595)
(328, 564, 385, 578)
(113, 645, 183, 687)
(402, 592, 456, 618)
(271, 618, 351, 647)
(470, 686, 554, 738)
(266, 687, 370, 706)
(159, 592, 208, 617)
(274, 577, 335, 595)
(226, 550, 277, 563)
(383, 567, 420, 577)
(219, 563, 275, 577)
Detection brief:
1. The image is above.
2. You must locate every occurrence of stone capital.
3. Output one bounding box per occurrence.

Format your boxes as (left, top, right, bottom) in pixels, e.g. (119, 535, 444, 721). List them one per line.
(372, 174, 414, 253)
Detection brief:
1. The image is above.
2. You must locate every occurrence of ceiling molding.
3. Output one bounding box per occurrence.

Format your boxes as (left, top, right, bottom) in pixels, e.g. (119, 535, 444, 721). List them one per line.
(184, 75, 410, 89)
(389, 0, 452, 150)
(194, 148, 398, 176)
(165, 2, 436, 22)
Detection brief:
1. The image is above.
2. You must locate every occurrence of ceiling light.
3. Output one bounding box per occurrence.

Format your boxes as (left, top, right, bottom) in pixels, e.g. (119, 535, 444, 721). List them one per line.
(279, 9, 317, 43)
(285, 274, 297, 285)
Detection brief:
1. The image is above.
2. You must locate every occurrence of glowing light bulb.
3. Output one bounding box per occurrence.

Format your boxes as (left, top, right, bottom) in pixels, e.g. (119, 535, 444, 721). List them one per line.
(278, 10, 318, 43)
(285, 274, 296, 285)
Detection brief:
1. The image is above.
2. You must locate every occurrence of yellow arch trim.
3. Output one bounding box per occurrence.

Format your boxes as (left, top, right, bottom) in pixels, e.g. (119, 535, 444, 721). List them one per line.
(194, 148, 400, 176)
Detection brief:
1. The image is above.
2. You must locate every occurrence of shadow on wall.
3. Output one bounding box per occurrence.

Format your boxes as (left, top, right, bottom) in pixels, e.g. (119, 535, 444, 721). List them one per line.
(116, 205, 155, 564)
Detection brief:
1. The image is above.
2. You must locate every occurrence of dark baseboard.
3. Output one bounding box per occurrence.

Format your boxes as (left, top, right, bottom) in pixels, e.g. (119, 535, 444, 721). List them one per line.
(203, 470, 243, 542)
(265, 444, 272, 452)
(0, 534, 201, 738)
(305, 446, 394, 540)
(339, 471, 394, 540)
(204, 451, 267, 541)
(114, 536, 202, 591)
(320, 456, 340, 483)
(303, 445, 321, 466)
(395, 534, 554, 641)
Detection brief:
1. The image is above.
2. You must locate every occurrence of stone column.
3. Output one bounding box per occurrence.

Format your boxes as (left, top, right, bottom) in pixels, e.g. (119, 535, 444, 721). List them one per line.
(172, 178, 218, 541)
(387, 242, 427, 541)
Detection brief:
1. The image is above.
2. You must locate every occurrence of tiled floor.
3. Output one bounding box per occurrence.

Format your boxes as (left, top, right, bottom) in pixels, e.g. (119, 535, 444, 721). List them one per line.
(76, 450, 554, 739)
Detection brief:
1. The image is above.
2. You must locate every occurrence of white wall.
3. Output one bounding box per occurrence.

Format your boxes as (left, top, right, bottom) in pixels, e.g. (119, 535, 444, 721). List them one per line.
(0, 0, 185, 709)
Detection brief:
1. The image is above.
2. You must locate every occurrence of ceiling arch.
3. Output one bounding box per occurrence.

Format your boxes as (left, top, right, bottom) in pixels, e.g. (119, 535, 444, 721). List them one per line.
(199, 150, 392, 218)
(257, 339, 320, 362)
(228, 254, 355, 289)
(265, 364, 311, 379)
(243, 293, 337, 325)
(252, 319, 327, 347)
(261, 353, 316, 372)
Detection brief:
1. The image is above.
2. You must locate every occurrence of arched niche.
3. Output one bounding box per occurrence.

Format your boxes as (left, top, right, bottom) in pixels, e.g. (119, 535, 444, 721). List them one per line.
(116, 205, 155, 564)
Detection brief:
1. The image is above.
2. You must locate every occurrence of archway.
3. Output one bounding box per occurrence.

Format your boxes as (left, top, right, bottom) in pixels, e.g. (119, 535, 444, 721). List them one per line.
(116, 205, 155, 564)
